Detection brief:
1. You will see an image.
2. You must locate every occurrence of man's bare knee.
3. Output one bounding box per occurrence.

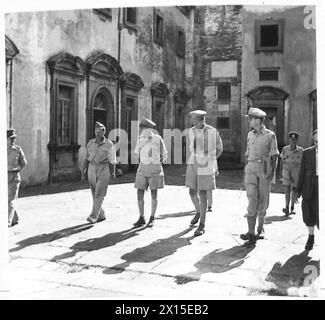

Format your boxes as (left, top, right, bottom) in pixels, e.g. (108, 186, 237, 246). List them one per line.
(151, 189, 158, 199)
(137, 189, 145, 201)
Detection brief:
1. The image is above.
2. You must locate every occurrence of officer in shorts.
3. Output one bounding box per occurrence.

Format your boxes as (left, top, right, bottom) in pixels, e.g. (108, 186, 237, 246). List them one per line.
(133, 119, 168, 228)
(280, 131, 303, 216)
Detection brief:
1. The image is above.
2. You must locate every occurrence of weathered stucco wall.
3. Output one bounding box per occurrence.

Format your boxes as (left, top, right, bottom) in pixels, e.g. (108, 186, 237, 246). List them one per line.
(241, 5, 316, 159)
(192, 5, 242, 162)
(5, 7, 194, 186)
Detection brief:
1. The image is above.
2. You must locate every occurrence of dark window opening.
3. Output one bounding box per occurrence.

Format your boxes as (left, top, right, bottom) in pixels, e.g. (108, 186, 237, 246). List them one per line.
(217, 117, 230, 129)
(154, 14, 164, 44)
(176, 28, 186, 57)
(259, 70, 279, 81)
(218, 83, 231, 101)
(126, 8, 137, 25)
(260, 24, 279, 47)
(57, 85, 73, 145)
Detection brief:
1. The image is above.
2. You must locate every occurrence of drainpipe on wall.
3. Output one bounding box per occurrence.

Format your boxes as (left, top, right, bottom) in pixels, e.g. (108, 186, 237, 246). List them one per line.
(117, 8, 123, 132)
(8, 59, 13, 128)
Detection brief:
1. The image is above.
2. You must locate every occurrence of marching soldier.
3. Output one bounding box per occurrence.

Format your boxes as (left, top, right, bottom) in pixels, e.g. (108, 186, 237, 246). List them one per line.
(293, 129, 319, 251)
(133, 119, 168, 228)
(185, 110, 223, 236)
(82, 122, 117, 224)
(240, 107, 279, 245)
(280, 131, 303, 216)
(7, 129, 27, 227)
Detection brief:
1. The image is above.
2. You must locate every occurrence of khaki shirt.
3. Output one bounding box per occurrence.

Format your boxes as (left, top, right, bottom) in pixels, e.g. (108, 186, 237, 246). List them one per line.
(280, 145, 303, 168)
(188, 124, 223, 170)
(134, 132, 168, 177)
(245, 126, 279, 161)
(86, 138, 117, 166)
(7, 144, 27, 172)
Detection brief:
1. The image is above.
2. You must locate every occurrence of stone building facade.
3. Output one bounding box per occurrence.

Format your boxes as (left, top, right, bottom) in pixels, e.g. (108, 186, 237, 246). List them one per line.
(5, 5, 317, 186)
(241, 5, 317, 160)
(5, 6, 195, 185)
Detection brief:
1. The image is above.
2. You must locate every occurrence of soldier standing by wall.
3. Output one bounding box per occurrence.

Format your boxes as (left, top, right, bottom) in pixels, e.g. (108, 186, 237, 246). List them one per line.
(133, 119, 168, 228)
(279, 131, 303, 216)
(7, 129, 27, 227)
(240, 108, 279, 245)
(185, 110, 223, 237)
(293, 129, 319, 251)
(82, 122, 117, 224)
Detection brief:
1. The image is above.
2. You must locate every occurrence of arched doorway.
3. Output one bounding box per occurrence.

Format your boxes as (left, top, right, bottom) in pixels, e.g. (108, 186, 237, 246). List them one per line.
(247, 86, 289, 150)
(91, 88, 114, 137)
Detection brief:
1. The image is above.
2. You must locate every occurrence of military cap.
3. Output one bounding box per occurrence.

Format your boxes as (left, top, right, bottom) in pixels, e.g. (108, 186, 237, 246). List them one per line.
(7, 128, 17, 138)
(190, 110, 207, 117)
(288, 131, 300, 139)
(139, 118, 156, 128)
(245, 107, 266, 118)
(95, 121, 105, 129)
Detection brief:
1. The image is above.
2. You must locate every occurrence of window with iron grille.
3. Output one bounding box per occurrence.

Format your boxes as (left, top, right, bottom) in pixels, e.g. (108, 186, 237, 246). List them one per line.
(176, 27, 186, 58)
(154, 10, 164, 45)
(216, 104, 230, 129)
(259, 69, 279, 81)
(218, 83, 231, 101)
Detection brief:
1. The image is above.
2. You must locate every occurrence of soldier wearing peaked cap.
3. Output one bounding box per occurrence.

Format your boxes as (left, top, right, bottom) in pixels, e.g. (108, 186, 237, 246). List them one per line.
(82, 121, 118, 224)
(280, 131, 303, 216)
(7, 129, 27, 227)
(240, 107, 279, 245)
(133, 118, 168, 228)
(185, 110, 223, 236)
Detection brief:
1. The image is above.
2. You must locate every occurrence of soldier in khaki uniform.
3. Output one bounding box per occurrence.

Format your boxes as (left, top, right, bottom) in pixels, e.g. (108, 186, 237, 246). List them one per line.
(280, 131, 303, 216)
(240, 108, 279, 245)
(185, 110, 223, 236)
(82, 122, 117, 224)
(133, 119, 168, 228)
(7, 129, 27, 227)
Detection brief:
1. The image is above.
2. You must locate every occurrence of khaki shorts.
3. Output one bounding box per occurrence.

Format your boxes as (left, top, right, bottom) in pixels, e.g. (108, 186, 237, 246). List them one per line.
(185, 163, 216, 191)
(135, 174, 165, 190)
(282, 166, 300, 187)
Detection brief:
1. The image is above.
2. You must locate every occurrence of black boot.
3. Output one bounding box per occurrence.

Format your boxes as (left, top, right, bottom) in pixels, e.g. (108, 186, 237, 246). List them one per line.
(240, 232, 256, 245)
(283, 207, 289, 216)
(134, 216, 146, 228)
(290, 206, 296, 215)
(190, 213, 200, 225)
(194, 223, 205, 236)
(305, 235, 315, 251)
(147, 216, 155, 227)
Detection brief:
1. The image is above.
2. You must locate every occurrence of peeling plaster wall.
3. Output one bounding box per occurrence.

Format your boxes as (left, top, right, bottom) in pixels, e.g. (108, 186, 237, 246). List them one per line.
(5, 7, 194, 186)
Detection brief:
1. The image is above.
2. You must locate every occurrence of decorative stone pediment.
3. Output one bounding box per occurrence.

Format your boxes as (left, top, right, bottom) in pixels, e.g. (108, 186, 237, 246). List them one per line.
(247, 86, 289, 101)
(150, 82, 169, 98)
(120, 72, 144, 90)
(47, 52, 85, 77)
(85, 51, 123, 79)
(174, 89, 189, 104)
(5, 35, 19, 60)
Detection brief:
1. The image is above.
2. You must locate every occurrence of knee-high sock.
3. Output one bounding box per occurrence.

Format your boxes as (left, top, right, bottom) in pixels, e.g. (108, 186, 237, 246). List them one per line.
(247, 216, 257, 235)
(151, 199, 158, 218)
(138, 200, 144, 217)
(190, 192, 200, 214)
(199, 191, 208, 226)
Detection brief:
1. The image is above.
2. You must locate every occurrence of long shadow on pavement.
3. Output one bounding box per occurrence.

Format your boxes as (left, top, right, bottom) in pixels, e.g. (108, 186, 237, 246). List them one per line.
(51, 226, 147, 261)
(102, 227, 195, 275)
(156, 210, 195, 220)
(264, 215, 292, 224)
(265, 250, 320, 296)
(175, 245, 255, 285)
(10, 223, 93, 253)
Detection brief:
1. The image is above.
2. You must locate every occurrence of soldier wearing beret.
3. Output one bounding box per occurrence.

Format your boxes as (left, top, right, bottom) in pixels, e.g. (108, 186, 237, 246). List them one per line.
(133, 118, 168, 228)
(82, 122, 117, 224)
(293, 129, 319, 250)
(240, 108, 279, 245)
(185, 110, 223, 236)
(280, 131, 303, 216)
(7, 129, 27, 227)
